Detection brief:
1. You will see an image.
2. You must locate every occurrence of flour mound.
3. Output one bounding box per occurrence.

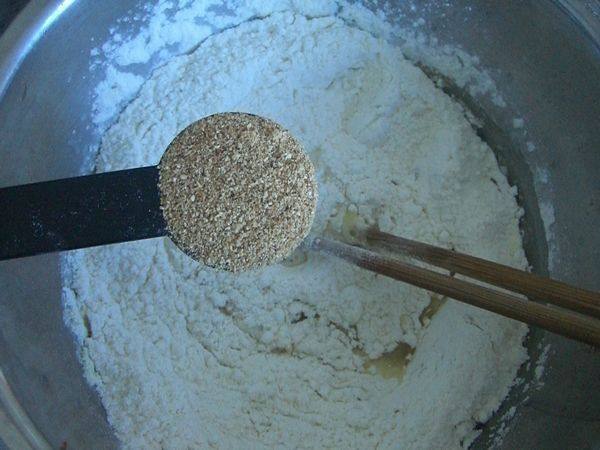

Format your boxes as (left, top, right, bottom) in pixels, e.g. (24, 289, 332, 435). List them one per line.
(63, 10, 528, 450)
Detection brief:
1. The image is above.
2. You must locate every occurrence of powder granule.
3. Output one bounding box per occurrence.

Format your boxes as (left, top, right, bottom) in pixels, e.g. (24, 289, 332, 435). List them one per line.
(158, 113, 317, 271)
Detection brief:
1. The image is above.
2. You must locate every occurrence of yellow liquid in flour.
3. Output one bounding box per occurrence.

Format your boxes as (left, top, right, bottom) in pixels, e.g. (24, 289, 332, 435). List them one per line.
(324, 202, 449, 381)
(364, 343, 415, 380)
(363, 294, 447, 380)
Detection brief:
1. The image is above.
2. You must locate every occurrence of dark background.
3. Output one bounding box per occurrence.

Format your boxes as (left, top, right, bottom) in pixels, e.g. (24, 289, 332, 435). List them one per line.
(0, 0, 28, 34)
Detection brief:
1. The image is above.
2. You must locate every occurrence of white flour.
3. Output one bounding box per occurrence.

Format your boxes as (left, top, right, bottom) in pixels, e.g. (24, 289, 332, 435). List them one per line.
(63, 3, 529, 449)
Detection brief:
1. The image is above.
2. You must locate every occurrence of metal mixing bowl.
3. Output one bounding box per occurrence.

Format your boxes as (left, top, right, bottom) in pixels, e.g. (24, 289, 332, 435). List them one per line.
(0, 1, 598, 448)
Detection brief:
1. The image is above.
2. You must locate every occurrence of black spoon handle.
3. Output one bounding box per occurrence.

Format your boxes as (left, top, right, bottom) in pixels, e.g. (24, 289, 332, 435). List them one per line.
(0, 166, 166, 261)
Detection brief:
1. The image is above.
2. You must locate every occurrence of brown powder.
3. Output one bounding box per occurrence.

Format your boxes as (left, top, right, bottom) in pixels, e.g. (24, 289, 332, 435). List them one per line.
(158, 112, 317, 271)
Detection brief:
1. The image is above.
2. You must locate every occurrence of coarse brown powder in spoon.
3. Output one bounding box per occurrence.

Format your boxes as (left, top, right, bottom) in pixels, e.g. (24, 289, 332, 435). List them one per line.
(158, 112, 317, 271)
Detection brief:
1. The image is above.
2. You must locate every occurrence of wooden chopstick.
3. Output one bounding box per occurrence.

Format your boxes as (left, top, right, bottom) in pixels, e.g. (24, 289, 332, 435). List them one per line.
(366, 229, 600, 320)
(312, 237, 600, 347)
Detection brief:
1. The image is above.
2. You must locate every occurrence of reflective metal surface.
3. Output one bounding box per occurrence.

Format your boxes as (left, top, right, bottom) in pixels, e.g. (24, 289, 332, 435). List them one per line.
(0, 1, 598, 448)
